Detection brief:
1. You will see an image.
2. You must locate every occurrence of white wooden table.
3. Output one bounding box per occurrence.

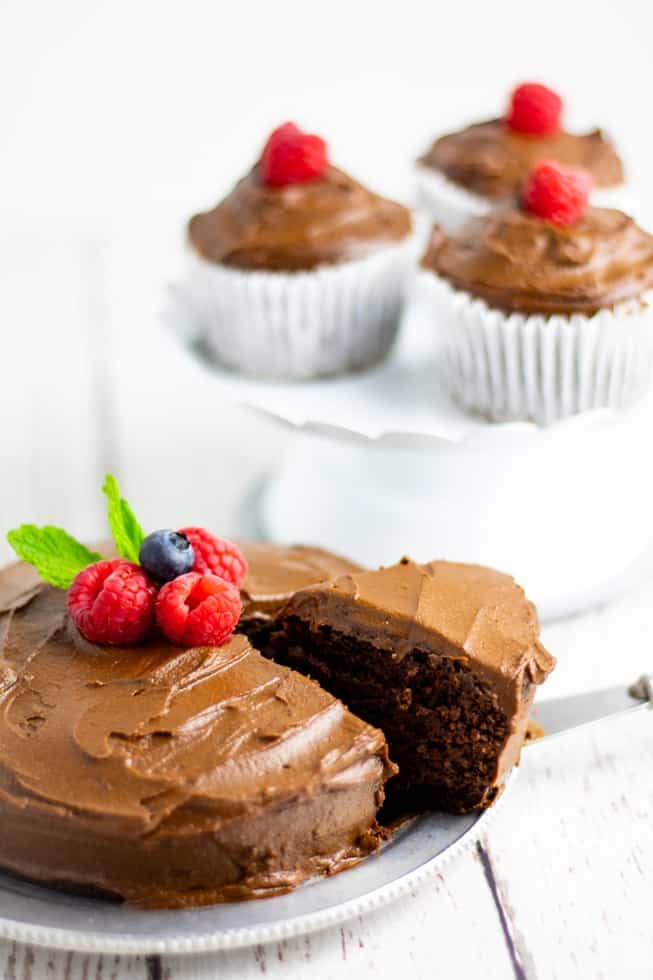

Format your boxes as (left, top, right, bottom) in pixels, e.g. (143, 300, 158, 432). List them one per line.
(2, 226, 653, 979)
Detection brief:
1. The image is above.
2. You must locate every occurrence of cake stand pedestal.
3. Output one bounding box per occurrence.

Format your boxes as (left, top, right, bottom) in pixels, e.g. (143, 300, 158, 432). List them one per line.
(167, 290, 653, 620)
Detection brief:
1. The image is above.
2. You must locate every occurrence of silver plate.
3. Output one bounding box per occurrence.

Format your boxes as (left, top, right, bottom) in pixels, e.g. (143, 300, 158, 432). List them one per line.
(0, 774, 515, 955)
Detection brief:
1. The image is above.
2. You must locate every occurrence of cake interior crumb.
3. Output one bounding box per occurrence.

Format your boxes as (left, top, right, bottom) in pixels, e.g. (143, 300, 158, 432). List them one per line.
(266, 616, 510, 815)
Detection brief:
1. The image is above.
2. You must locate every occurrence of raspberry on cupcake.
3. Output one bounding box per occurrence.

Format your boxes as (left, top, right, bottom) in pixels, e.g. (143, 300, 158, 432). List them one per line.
(416, 83, 627, 230)
(419, 161, 653, 424)
(260, 121, 328, 187)
(186, 122, 415, 379)
(506, 83, 563, 136)
(521, 159, 593, 226)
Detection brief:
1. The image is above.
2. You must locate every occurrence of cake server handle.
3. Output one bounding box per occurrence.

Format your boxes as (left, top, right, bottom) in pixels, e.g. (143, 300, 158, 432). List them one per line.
(528, 674, 653, 743)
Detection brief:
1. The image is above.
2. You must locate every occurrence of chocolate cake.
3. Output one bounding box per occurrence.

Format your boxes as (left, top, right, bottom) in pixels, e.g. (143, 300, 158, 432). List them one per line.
(0, 561, 394, 908)
(419, 119, 624, 201)
(238, 542, 362, 643)
(266, 559, 555, 814)
(0, 541, 554, 907)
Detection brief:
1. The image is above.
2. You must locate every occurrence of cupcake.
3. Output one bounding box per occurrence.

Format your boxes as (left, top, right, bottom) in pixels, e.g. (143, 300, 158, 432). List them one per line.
(416, 83, 627, 231)
(187, 122, 415, 379)
(419, 161, 653, 424)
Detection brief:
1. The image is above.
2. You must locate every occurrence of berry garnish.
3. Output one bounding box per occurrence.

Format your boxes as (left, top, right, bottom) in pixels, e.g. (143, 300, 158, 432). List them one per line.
(507, 83, 563, 136)
(6, 475, 247, 649)
(261, 122, 329, 188)
(139, 530, 195, 583)
(156, 572, 241, 647)
(522, 160, 592, 226)
(178, 527, 248, 588)
(68, 559, 157, 646)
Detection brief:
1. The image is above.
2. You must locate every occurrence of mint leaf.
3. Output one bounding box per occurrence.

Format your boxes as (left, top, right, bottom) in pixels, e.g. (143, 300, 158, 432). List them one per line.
(102, 474, 145, 563)
(6, 526, 102, 589)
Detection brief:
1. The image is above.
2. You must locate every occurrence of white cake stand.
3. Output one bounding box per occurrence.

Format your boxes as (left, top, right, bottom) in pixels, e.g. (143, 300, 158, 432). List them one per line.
(166, 287, 653, 620)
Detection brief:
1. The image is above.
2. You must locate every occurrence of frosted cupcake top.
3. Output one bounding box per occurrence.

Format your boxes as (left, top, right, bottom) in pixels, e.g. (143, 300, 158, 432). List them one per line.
(189, 164, 412, 272)
(423, 205, 653, 316)
(419, 120, 624, 200)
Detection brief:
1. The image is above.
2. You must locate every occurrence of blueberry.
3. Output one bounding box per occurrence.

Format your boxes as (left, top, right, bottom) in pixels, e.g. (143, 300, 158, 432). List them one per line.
(139, 530, 194, 583)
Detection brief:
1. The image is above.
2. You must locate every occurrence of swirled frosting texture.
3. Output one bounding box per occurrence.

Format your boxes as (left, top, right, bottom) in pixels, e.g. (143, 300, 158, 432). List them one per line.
(239, 542, 362, 625)
(188, 165, 412, 271)
(0, 562, 393, 908)
(423, 206, 653, 315)
(419, 119, 624, 199)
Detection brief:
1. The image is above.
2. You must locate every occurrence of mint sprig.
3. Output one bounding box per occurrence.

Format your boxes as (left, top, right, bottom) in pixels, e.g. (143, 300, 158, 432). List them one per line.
(6, 475, 147, 590)
(102, 474, 145, 563)
(6, 526, 102, 589)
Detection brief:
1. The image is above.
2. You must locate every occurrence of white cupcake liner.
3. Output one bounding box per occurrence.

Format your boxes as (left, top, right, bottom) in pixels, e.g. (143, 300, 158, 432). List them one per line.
(418, 270, 653, 425)
(415, 165, 636, 231)
(186, 235, 419, 380)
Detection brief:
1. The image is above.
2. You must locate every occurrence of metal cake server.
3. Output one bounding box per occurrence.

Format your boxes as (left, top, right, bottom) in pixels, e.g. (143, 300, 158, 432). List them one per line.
(529, 673, 653, 742)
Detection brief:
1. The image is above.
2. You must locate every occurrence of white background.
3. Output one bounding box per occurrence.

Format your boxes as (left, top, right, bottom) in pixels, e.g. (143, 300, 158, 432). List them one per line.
(2, 0, 653, 222)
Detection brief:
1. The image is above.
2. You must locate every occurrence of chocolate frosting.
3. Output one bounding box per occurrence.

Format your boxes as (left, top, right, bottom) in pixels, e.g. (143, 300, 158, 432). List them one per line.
(0, 562, 394, 908)
(419, 119, 624, 199)
(239, 542, 362, 627)
(423, 205, 653, 315)
(188, 165, 412, 272)
(279, 559, 554, 783)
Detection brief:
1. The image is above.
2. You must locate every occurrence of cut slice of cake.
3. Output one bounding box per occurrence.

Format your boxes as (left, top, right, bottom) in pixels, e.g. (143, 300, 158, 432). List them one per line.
(266, 558, 555, 813)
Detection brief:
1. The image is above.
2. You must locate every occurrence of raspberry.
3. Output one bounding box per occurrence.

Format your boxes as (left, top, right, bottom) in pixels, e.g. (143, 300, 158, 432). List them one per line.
(67, 559, 157, 646)
(261, 122, 328, 187)
(178, 527, 248, 588)
(156, 572, 241, 647)
(522, 160, 592, 226)
(507, 83, 563, 136)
